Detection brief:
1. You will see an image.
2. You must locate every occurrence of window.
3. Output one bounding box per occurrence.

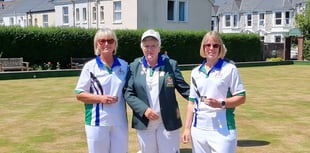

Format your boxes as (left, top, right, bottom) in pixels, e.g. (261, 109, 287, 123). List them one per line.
(113, 1, 121, 22)
(167, 0, 174, 20)
(62, 7, 69, 24)
(28, 19, 32, 26)
(233, 15, 238, 27)
(76, 8, 80, 22)
(275, 12, 282, 25)
(92, 6, 97, 22)
(34, 18, 38, 26)
(83, 8, 87, 21)
(259, 13, 264, 26)
(225, 15, 230, 27)
(9, 17, 14, 25)
(211, 20, 214, 31)
(247, 14, 252, 27)
(260, 36, 264, 42)
(179, 1, 185, 21)
(275, 36, 281, 42)
(167, 0, 187, 22)
(43, 14, 48, 27)
(100, 6, 104, 22)
(285, 11, 290, 25)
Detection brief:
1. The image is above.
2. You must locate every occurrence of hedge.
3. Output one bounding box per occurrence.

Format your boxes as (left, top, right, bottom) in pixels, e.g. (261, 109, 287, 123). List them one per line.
(0, 26, 262, 69)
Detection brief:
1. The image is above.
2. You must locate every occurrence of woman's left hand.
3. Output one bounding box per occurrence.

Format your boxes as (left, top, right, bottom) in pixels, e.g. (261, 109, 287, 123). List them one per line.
(205, 98, 221, 108)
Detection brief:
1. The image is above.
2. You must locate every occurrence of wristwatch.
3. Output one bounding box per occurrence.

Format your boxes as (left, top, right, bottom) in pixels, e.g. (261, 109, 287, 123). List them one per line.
(221, 101, 226, 109)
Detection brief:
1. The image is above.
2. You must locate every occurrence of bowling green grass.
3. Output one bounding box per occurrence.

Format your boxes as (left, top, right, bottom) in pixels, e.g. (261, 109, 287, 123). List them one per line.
(0, 65, 309, 153)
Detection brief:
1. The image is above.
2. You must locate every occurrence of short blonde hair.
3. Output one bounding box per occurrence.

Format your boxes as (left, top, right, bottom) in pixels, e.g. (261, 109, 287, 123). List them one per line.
(93, 28, 118, 55)
(199, 31, 225, 58)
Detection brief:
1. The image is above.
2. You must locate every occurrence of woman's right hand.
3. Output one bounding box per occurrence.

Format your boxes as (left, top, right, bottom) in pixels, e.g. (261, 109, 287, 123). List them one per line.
(182, 128, 191, 144)
(144, 108, 159, 120)
(101, 95, 118, 104)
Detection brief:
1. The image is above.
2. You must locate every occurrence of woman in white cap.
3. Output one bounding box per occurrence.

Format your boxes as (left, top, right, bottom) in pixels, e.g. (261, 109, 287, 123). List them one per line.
(124, 29, 190, 153)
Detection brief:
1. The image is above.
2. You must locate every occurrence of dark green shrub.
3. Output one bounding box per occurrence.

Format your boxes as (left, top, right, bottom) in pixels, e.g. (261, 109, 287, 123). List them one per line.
(304, 39, 310, 60)
(0, 26, 262, 68)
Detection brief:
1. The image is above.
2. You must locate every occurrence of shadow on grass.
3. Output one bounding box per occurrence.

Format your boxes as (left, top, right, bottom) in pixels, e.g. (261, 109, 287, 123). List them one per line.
(180, 148, 192, 153)
(180, 140, 270, 152)
(237, 139, 270, 147)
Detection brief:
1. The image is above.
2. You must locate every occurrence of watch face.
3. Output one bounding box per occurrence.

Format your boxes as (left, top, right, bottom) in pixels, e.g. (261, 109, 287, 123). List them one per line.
(221, 101, 226, 109)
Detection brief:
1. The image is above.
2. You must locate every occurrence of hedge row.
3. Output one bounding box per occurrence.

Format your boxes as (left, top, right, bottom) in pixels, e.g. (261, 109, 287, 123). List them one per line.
(0, 26, 262, 69)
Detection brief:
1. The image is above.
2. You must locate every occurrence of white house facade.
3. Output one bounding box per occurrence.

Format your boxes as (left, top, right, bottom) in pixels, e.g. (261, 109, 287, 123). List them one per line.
(53, 0, 213, 30)
(2, 12, 27, 27)
(0, 0, 55, 27)
(213, 0, 308, 43)
(1, 0, 213, 30)
(54, 0, 138, 29)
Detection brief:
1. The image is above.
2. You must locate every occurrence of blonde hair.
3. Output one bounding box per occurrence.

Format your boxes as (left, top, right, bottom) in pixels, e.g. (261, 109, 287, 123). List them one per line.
(199, 31, 226, 58)
(93, 28, 118, 55)
(222, 44, 227, 58)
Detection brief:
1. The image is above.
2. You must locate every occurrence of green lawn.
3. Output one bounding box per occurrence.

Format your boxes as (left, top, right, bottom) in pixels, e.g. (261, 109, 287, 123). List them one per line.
(0, 65, 309, 153)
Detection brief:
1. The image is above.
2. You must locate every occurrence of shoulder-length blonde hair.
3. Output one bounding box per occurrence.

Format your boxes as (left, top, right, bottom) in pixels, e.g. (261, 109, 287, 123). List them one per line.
(199, 31, 226, 58)
(93, 28, 118, 55)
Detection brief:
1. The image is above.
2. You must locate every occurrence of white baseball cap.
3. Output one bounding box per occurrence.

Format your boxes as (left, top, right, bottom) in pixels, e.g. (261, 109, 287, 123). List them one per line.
(141, 29, 161, 45)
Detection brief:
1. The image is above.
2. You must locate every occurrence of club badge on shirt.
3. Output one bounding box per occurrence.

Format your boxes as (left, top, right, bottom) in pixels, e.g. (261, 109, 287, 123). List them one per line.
(117, 67, 125, 75)
(166, 75, 174, 87)
(212, 70, 222, 78)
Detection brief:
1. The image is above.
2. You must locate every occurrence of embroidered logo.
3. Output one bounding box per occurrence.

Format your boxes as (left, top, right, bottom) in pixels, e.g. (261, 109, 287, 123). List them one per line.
(166, 75, 174, 87)
(212, 70, 222, 78)
(117, 67, 125, 75)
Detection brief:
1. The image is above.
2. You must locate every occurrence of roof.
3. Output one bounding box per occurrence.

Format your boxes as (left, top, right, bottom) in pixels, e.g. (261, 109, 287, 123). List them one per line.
(240, 0, 293, 12)
(289, 28, 302, 36)
(0, 0, 55, 17)
(293, 0, 308, 4)
(216, 0, 240, 14)
(0, 0, 15, 16)
(216, 0, 308, 14)
(214, 0, 230, 6)
(52, 0, 88, 5)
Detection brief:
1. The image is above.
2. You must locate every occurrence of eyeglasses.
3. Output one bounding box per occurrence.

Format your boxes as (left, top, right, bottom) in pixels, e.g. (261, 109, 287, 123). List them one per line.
(203, 44, 220, 48)
(98, 39, 115, 44)
(143, 45, 158, 50)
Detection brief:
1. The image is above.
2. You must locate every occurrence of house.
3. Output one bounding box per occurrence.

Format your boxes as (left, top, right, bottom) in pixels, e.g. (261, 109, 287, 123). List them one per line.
(212, 0, 308, 43)
(53, 0, 213, 30)
(0, 0, 15, 25)
(0, 0, 214, 30)
(0, 0, 55, 27)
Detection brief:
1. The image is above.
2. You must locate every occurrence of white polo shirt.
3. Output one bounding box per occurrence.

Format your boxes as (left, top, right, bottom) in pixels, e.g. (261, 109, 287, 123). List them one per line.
(75, 56, 128, 127)
(189, 59, 245, 130)
(141, 55, 167, 128)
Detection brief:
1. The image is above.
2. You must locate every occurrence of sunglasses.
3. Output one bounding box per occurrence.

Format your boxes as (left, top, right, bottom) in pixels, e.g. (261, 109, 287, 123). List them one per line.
(203, 43, 220, 48)
(98, 39, 115, 44)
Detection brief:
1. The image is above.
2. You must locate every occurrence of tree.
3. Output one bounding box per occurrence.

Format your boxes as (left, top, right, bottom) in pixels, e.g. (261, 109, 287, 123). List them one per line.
(295, 0, 310, 60)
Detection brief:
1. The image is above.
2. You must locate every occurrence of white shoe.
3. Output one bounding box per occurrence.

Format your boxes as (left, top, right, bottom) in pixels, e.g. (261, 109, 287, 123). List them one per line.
(137, 151, 141, 153)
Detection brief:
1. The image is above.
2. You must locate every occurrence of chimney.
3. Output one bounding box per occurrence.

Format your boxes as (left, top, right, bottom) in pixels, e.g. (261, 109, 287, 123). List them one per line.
(235, 0, 242, 8)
